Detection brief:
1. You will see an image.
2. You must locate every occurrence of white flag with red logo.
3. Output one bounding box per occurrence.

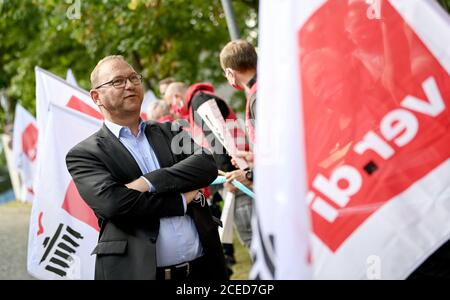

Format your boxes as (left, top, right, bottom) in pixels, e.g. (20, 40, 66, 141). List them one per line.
(28, 67, 103, 279)
(255, 0, 450, 279)
(12, 104, 38, 202)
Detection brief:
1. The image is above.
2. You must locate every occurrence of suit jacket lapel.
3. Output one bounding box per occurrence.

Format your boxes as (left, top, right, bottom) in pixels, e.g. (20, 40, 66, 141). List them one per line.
(97, 124, 142, 179)
(144, 123, 175, 168)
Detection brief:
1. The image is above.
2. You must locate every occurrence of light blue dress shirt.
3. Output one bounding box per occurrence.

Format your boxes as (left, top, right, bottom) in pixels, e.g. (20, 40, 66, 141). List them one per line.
(104, 120, 203, 267)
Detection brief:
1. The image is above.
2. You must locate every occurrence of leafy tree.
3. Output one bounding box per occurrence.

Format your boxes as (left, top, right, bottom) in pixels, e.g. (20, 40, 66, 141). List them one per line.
(0, 0, 449, 131)
(439, 0, 450, 11)
(0, 0, 258, 129)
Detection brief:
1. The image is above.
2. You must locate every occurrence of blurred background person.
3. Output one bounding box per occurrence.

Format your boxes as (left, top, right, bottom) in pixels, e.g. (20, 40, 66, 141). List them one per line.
(220, 40, 257, 191)
(158, 77, 176, 102)
(146, 100, 173, 123)
(164, 81, 189, 120)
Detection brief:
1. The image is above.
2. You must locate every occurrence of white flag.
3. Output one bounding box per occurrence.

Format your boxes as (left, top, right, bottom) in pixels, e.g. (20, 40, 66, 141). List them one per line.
(66, 69, 78, 87)
(252, 0, 312, 280)
(12, 104, 38, 202)
(141, 90, 157, 121)
(219, 191, 235, 244)
(35, 67, 102, 141)
(255, 0, 450, 279)
(28, 68, 102, 279)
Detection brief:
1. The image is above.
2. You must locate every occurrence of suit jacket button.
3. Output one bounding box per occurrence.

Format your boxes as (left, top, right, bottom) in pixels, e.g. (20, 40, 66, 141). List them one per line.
(150, 237, 157, 243)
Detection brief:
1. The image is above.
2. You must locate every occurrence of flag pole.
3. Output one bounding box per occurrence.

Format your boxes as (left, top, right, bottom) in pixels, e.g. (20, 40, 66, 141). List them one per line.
(220, 0, 240, 40)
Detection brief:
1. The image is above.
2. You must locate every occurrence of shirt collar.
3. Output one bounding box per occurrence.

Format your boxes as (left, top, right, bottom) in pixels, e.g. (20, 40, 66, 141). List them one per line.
(104, 119, 146, 138)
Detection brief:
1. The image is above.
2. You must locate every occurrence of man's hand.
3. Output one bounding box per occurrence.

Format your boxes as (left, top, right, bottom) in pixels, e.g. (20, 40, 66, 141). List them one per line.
(224, 169, 253, 191)
(125, 177, 150, 193)
(225, 169, 247, 183)
(183, 190, 200, 204)
(126, 177, 200, 204)
(224, 181, 238, 193)
(231, 151, 254, 169)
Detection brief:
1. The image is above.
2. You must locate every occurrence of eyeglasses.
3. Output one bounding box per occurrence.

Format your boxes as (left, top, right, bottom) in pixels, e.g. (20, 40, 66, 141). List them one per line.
(95, 74, 143, 89)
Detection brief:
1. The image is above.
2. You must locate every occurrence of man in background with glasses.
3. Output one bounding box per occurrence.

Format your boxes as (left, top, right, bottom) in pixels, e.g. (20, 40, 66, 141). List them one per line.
(66, 55, 227, 280)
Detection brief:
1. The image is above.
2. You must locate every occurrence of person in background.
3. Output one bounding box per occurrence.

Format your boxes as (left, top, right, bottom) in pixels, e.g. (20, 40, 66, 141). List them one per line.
(146, 100, 173, 123)
(219, 40, 258, 191)
(167, 80, 253, 275)
(184, 82, 253, 264)
(164, 82, 190, 120)
(158, 77, 176, 102)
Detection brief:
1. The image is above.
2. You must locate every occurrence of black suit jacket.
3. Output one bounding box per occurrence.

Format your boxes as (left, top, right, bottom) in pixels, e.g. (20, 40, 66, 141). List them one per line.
(66, 121, 227, 280)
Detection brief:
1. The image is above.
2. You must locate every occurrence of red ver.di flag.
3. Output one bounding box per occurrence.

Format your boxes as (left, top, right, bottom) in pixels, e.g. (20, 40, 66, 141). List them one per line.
(254, 0, 450, 279)
(301, 0, 450, 279)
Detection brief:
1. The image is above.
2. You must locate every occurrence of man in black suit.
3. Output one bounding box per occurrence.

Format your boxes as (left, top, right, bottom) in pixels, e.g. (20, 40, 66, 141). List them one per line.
(66, 55, 227, 280)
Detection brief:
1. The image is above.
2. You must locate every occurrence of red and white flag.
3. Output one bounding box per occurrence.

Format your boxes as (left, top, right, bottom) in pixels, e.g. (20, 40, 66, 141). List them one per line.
(254, 0, 450, 279)
(28, 68, 102, 279)
(12, 104, 38, 202)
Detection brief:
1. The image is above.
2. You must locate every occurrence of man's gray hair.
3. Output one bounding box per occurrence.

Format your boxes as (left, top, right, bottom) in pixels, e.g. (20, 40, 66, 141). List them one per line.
(147, 100, 170, 120)
(165, 82, 188, 97)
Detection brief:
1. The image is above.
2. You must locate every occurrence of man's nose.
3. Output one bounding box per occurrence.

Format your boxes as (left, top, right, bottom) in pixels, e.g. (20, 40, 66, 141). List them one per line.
(124, 78, 135, 89)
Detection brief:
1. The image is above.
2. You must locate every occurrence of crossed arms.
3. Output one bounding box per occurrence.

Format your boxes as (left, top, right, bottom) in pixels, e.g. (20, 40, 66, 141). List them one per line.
(66, 127, 217, 224)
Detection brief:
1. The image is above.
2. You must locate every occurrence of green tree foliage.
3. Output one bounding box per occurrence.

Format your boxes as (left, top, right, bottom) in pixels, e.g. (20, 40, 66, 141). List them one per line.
(0, 0, 258, 127)
(0, 0, 448, 129)
(439, 0, 450, 11)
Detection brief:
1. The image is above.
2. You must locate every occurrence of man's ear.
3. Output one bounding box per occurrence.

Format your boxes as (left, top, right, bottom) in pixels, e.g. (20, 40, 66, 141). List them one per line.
(225, 68, 233, 78)
(90, 89, 102, 106)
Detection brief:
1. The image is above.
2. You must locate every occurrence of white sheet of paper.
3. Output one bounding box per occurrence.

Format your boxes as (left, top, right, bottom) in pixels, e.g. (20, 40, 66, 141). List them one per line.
(197, 99, 249, 170)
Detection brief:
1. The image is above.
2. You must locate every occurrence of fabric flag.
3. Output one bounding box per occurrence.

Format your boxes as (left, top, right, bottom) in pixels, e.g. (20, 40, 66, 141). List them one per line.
(255, 0, 450, 279)
(28, 67, 102, 279)
(218, 191, 235, 244)
(252, 0, 312, 280)
(141, 90, 157, 121)
(12, 103, 38, 202)
(66, 69, 78, 87)
(1, 134, 22, 202)
(35, 67, 102, 141)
